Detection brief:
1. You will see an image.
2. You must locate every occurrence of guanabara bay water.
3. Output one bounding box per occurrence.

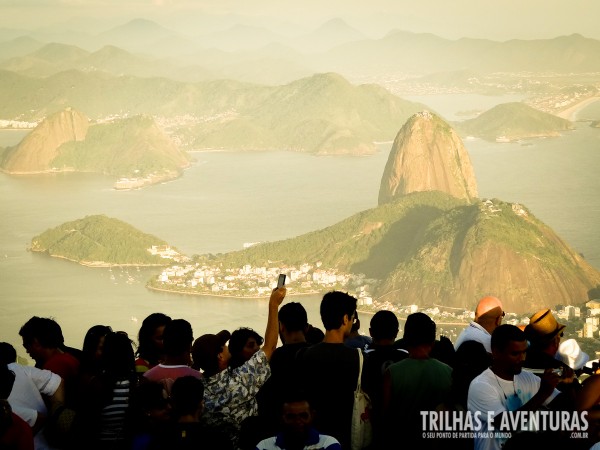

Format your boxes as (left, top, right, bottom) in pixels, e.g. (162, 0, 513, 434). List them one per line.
(1, 97, 599, 358)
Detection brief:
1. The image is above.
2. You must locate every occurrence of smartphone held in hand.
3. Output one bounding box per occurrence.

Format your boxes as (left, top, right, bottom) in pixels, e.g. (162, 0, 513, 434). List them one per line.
(277, 274, 286, 288)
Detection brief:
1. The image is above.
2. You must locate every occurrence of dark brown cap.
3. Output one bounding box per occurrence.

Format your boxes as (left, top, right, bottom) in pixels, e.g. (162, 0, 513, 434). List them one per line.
(191, 330, 230, 373)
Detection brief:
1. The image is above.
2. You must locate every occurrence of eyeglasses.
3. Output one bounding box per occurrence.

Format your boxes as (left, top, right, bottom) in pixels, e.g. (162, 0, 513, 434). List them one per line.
(502, 311, 506, 317)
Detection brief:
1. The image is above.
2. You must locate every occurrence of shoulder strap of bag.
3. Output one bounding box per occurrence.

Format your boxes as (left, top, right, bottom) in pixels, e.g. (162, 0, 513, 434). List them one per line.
(356, 348, 363, 391)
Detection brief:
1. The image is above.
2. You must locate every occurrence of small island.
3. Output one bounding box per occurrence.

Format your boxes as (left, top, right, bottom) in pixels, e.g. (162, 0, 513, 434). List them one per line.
(456, 102, 574, 142)
(30, 214, 186, 267)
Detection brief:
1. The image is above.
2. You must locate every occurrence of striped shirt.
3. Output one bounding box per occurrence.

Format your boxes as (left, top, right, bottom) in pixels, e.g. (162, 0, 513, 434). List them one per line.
(99, 379, 131, 443)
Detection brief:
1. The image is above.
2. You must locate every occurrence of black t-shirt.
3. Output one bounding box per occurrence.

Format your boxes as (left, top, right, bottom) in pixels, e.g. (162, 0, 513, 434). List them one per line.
(298, 342, 360, 450)
(363, 345, 408, 406)
(257, 342, 311, 427)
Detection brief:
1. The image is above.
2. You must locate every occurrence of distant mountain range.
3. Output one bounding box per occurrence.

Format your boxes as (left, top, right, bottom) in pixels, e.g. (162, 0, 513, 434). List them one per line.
(1, 20, 600, 85)
(0, 71, 426, 155)
(184, 73, 425, 154)
(316, 32, 600, 76)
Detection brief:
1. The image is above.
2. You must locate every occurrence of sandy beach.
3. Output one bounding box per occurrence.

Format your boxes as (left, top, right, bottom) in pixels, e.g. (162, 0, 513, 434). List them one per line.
(557, 95, 600, 120)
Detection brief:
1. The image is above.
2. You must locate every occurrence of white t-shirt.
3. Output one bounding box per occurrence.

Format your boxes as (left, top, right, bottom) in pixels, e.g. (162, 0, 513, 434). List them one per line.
(454, 322, 492, 353)
(467, 368, 560, 450)
(8, 362, 62, 450)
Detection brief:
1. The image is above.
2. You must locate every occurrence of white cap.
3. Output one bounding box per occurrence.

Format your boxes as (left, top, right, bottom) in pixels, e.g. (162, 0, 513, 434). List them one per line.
(555, 338, 589, 370)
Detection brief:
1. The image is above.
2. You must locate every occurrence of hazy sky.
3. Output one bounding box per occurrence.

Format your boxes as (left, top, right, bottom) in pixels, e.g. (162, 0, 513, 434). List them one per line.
(2, 0, 600, 41)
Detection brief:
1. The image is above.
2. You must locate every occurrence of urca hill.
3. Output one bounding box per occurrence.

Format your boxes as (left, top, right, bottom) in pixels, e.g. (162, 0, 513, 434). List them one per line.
(0, 108, 190, 183)
(30, 215, 177, 267)
(205, 113, 600, 313)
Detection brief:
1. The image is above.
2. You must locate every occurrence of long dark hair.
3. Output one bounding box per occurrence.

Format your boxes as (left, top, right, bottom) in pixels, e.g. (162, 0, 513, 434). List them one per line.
(81, 325, 112, 373)
(136, 313, 171, 366)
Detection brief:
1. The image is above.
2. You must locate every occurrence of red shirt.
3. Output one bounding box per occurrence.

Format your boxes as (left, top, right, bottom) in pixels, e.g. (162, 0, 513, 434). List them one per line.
(0, 412, 34, 450)
(44, 351, 80, 381)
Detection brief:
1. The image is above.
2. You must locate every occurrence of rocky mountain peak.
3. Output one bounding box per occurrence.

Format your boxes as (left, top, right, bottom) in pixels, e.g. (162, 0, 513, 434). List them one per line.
(1, 108, 89, 173)
(378, 111, 478, 205)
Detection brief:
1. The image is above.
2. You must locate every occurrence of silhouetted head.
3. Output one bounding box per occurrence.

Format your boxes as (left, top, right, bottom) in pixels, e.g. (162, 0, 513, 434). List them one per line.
(0, 343, 17, 366)
(136, 312, 172, 365)
(101, 331, 135, 378)
(369, 310, 399, 342)
(163, 319, 193, 357)
(171, 376, 204, 419)
(81, 325, 112, 370)
(403, 312, 436, 347)
(278, 302, 308, 332)
(474, 296, 504, 333)
(19, 316, 65, 363)
(19, 316, 64, 349)
(228, 327, 263, 370)
(320, 291, 357, 331)
(191, 330, 231, 376)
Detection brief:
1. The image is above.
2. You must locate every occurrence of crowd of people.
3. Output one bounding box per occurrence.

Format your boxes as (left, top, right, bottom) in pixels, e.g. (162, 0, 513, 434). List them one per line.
(2, 288, 600, 450)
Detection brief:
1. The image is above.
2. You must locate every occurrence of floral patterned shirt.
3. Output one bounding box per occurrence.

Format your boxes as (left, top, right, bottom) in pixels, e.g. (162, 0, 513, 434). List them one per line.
(202, 349, 271, 445)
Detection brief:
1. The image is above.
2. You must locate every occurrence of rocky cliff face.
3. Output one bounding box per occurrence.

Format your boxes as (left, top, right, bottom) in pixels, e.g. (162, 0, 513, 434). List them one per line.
(378, 111, 478, 205)
(370, 197, 600, 313)
(1, 108, 89, 173)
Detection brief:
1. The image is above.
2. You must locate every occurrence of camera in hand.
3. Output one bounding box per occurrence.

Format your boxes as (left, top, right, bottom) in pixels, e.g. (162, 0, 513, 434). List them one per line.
(581, 361, 600, 375)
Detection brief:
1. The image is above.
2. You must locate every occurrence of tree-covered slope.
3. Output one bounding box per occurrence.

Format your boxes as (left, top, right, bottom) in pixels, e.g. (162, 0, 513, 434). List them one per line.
(189, 73, 424, 154)
(0, 70, 425, 155)
(201, 191, 600, 313)
(1, 109, 190, 179)
(456, 102, 574, 141)
(30, 215, 174, 266)
(54, 115, 191, 178)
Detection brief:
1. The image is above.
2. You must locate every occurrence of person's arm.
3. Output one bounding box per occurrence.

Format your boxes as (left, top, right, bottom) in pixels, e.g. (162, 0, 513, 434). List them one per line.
(46, 379, 65, 413)
(576, 373, 600, 411)
(262, 287, 286, 361)
(492, 370, 560, 429)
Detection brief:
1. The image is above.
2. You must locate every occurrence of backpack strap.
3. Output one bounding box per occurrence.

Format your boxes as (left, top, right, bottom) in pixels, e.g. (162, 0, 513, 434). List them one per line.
(356, 348, 363, 391)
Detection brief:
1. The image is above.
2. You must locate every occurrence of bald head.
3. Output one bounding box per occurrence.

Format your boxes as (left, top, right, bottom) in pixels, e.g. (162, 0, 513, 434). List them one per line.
(475, 296, 504, 333)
